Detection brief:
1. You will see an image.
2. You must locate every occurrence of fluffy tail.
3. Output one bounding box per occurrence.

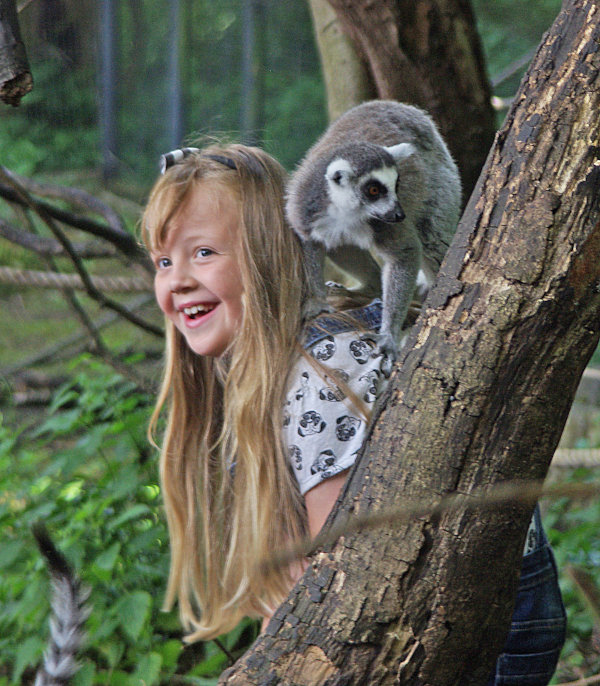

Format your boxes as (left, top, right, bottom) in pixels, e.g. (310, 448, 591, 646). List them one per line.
(32, 523, 90, 686)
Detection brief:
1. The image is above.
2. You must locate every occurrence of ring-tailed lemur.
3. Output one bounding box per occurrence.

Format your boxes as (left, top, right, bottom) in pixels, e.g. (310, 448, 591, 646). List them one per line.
(33, 524, 89, 686)
(286, 100, 462, 354)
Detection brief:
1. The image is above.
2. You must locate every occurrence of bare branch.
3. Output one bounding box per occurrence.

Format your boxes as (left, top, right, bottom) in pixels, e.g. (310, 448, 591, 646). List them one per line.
(0, 180, 151, 268)
(0, 294, 156, 378)
(3, 168, 128, 234)
(262, 480, 600, 574)
(0, 166, 163, 337)
(0, 216, 117, 258)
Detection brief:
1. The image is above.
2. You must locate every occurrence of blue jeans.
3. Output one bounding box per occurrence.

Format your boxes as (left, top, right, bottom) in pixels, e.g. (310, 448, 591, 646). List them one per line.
(487, 507, 566, 685)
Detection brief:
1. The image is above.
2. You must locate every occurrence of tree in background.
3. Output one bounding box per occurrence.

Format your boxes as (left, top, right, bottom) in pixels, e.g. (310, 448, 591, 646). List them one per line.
(309, 0, 496, 199)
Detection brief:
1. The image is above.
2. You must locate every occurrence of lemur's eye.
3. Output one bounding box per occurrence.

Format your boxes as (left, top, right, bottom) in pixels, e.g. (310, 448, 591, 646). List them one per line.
(364, 181, 386, 199)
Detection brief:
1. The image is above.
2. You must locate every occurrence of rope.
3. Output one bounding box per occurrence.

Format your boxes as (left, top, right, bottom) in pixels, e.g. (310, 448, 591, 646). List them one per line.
(0, 265, 151, 293)
(3, 262, 600, 470)
(552, 448, 600, 468)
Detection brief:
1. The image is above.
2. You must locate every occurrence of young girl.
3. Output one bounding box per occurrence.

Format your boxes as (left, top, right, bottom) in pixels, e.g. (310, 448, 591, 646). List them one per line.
(142, 142, 564, 683)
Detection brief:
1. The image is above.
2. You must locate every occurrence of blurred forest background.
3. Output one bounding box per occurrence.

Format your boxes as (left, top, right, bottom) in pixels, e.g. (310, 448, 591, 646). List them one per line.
(1, 1, 600, 685)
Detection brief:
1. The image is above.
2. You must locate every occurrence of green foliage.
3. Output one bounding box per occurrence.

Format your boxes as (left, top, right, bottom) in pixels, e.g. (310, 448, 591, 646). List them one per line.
(1, 0, 325, 186)
(0, 56, 98, 177)
(0, 356, 256, 684)
(472, 0, 562, 90)
(545, 469, 600, 682)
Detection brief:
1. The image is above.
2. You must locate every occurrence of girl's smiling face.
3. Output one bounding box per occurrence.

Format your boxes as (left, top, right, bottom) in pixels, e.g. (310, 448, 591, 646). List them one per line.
(152, 184, 244, 357)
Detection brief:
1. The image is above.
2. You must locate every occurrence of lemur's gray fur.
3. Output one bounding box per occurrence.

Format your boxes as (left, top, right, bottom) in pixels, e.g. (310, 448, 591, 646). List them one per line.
(33, 524, 89, 686)
(286, 100, 462, 354)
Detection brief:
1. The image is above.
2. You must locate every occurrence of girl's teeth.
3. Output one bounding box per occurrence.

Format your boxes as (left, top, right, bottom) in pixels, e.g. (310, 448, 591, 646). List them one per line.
(183, 304, 214, 316)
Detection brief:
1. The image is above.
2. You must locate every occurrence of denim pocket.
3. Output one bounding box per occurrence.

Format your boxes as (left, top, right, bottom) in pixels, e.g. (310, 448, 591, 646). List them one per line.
(487, 541, 566, 686)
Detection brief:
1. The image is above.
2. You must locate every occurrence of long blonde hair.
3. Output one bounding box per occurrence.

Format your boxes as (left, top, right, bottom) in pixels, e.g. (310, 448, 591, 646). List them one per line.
(142, 144, 309, 640)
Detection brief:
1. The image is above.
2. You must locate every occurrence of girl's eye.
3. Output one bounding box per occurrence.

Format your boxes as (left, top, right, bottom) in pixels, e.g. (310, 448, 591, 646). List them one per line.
(196, 247, 214, 258)
(156, 256, 171, 269)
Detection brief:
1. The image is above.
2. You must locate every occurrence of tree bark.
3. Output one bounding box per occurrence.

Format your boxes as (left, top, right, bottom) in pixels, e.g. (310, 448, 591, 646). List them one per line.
(307, 0, 375, 121)
(99, 0, 118, 179)
(220, 0, 600, 683)
(240, 0, 266, 146)
(0, 0, 33, 106)
(317, 0, 496, 202)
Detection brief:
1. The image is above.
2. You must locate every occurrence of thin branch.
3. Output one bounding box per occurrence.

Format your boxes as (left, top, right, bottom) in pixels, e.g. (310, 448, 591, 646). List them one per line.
(0, 166, 163, 337)
(89, 345, 157, 395)
(4, 206, 157, 394)
(490, 48, 537, 88)
(213, 638, 237, 666)
(14, 201, 109, 362)
(4, 168, 128, 234)
(566, 565, 600, 626)
(261, 480, 600, 574)
(0, 180, 151, 269)
(0, 216, 117, 258)
(0, 294, 156, 377)
(555, 675, 600, 686)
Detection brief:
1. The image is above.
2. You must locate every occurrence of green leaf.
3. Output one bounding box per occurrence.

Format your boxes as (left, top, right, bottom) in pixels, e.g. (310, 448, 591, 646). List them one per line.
(12, 636, 44, 684)
(0, 540, 25, 569)
(108, 464, 140, 500)
(72, 660, 96, 686)
(156, 639, 182, 669)
(189, 649, 227, 677)
(91, 542, 121, 581)
(178, 677, 220, 686)
(115, 590, 152, 642)
(34, 408, 82, 436)
(107, 504, 152, 531)
(97, 638, 125, 669)
(130, 652, 162, 686)
(107, 670, 132, 686)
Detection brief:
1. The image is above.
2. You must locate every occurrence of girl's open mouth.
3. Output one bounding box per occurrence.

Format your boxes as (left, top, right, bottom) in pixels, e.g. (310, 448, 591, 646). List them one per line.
(181, 303, 218, 325)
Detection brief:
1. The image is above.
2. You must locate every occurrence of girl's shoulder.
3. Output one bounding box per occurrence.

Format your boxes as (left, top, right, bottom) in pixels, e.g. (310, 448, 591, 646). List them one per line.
(285, 300, 390, 495)
(298, 298, 391, 382)
(290, 298, 392, 404)
(301, 298, 383, 350)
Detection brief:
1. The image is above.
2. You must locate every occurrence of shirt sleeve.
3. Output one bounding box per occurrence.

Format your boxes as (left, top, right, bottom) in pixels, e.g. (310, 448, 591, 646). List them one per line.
(283, 330, 391, 495)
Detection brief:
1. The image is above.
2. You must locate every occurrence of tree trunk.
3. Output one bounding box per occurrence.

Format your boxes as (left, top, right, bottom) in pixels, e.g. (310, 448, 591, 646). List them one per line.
(316, 0, 496, 202)
(220, 0, 600, 683)
(98, 0, 118, 180)
(240, 0, 265, 147)
(307, 0, 375, 121)
(167, 0, 183, 149)
(0, 0, 33, 106)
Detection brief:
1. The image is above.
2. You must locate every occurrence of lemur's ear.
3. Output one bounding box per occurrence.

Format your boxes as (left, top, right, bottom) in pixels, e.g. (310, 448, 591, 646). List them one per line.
(385, 142, 417, 162)
(326, 159, 355, 186)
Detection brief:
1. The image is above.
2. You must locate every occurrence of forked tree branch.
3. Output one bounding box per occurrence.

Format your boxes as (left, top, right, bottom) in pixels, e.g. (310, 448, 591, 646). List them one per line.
(0, 166, 162, 337)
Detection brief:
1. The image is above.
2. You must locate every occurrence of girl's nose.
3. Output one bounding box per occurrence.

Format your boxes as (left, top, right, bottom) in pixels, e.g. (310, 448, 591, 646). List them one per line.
(169, 266, 197, 293)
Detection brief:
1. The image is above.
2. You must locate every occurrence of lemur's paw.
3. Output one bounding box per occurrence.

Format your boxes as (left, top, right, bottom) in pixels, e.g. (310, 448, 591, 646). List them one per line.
(377, 331, 399, 359)
(303, 298, 334, 321)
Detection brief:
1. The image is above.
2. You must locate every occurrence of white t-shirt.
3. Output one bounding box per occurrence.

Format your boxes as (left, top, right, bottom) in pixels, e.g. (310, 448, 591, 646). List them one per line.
(283, 329, 392, 495)
(283, 324, 540, 555)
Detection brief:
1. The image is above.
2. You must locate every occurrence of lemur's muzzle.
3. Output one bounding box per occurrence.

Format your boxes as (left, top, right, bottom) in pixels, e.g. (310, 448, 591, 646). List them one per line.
(368, 202, 405, 232)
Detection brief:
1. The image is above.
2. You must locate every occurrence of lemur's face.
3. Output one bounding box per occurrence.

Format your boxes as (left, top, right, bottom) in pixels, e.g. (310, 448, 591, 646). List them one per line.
(325, 160, 405, 227)
(152, 184, 244, 357)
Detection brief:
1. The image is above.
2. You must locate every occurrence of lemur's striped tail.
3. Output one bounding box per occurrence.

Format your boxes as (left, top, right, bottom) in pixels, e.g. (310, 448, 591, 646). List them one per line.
(33, 524, 90, 686)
